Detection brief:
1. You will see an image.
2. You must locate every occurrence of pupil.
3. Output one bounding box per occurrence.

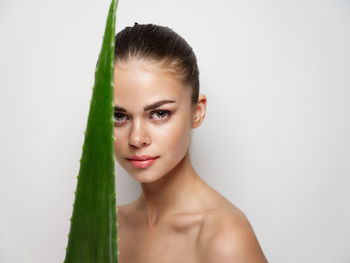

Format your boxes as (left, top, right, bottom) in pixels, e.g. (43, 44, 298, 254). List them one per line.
(115, 113, 122, 120)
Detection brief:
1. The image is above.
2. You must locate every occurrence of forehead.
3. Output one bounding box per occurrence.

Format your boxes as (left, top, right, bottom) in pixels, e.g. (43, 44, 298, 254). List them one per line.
(113, 60, 190, 108)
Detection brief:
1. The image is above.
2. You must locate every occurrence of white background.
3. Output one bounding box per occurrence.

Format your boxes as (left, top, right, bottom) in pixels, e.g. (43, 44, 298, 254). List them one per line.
(1, 0, 349, 262)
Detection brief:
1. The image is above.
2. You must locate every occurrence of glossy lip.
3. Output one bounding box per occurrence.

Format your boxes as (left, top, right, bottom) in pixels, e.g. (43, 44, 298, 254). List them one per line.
(127, 155, 159, 161)
(126, 156, 159, 168)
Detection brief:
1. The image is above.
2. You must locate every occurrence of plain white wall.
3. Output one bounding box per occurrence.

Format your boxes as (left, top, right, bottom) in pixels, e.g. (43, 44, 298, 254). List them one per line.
(1, 0, 349, 262)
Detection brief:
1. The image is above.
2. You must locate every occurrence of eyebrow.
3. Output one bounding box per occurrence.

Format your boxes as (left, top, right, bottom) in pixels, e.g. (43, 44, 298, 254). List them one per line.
(114, 99, 177, 113)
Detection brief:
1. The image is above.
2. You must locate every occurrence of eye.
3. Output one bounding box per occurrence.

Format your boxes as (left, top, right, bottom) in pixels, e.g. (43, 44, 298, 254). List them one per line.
(113, 109, 172, 125)
(151, 109, 171, 121)
(113, 112, 127, 123)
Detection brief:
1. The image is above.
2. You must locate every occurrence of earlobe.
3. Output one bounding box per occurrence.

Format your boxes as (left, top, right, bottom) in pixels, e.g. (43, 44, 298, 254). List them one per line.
(192, 114, 201, 128)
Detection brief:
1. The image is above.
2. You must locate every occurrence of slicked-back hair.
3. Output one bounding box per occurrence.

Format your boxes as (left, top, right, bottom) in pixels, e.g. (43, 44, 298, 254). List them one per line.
(114, 23, 200, 106)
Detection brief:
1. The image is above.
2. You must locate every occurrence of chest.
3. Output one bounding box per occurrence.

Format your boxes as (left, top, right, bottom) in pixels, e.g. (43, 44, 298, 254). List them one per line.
(117, 218, 204, 263)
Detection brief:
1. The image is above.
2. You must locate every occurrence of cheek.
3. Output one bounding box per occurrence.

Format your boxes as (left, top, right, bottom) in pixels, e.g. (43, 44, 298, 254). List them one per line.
(113, 128, 125, 160)
(159, 115, 191, 158)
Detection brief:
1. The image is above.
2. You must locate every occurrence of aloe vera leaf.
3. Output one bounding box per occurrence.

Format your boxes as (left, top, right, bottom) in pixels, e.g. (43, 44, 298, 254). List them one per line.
(63, 0, 119, 262)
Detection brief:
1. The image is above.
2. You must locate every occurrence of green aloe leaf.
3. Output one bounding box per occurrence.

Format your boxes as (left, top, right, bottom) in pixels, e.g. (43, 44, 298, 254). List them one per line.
(64, 0, 119, 262)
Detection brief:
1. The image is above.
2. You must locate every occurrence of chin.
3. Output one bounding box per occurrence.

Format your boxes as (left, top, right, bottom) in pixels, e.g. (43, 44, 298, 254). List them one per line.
(130, 172, 163, 183)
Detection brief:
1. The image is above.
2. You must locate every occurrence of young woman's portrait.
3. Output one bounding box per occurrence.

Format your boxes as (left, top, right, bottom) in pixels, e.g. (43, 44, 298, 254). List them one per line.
(113, 23, 267, 262)
(1, 0, 349, 262)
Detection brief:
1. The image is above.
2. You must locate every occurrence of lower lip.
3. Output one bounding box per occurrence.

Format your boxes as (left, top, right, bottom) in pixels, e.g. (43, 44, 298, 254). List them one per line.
(127, 157, 159, 168)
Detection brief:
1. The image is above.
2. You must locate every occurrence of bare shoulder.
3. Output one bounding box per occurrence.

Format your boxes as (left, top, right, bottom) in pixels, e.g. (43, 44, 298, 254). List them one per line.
(199, 204, 268, 263)
(117, 203, 128, 220)
(117, 202, 136, 224)
(116, 200, 144, 228)
(116, 202, 135, 228)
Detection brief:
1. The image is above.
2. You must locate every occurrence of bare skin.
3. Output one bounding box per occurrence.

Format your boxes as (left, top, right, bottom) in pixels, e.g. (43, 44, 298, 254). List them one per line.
(113, 59, 268, 262)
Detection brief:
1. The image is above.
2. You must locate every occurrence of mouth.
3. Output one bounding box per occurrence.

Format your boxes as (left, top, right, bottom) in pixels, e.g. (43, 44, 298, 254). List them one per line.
(126, 156, 159, 168)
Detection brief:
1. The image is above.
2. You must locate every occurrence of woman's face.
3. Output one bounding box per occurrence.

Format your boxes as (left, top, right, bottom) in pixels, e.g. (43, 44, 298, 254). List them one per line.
(113, 59, 194, 183)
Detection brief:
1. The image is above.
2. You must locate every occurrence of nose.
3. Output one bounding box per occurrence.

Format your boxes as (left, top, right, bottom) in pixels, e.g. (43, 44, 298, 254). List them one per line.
(128, 119, 151, 148)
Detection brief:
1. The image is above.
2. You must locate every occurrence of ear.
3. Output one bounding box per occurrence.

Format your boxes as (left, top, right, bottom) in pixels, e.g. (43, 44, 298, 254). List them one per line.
(192, 94, 207, 129)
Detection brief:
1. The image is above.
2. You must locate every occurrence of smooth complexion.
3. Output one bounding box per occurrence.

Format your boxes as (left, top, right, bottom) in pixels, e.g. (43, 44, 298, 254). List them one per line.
(113, 59, 205, 224)
(113, 59, 268, 262)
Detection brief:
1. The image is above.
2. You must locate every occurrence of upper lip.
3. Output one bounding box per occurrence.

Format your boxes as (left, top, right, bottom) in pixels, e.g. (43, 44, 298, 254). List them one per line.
(127, 155, 159, 161)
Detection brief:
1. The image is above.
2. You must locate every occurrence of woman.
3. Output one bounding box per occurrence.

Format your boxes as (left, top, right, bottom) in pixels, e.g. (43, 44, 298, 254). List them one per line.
(113, 23, 267, 263)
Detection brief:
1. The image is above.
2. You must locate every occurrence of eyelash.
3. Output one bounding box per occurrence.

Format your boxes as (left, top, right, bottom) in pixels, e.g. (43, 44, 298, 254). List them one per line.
(113, 108, 172, 124)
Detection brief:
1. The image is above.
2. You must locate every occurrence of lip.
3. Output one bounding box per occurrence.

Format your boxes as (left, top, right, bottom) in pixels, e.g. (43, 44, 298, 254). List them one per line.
(126, 156, 159, 168)
(127, 155, 159, 161)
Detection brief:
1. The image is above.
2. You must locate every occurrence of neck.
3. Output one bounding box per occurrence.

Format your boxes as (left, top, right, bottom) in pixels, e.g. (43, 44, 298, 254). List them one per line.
(136, 150, 203, 229)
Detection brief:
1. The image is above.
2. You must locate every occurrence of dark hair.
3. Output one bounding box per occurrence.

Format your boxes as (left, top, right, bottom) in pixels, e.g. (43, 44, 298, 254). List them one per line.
(114, 22, 200, 106)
